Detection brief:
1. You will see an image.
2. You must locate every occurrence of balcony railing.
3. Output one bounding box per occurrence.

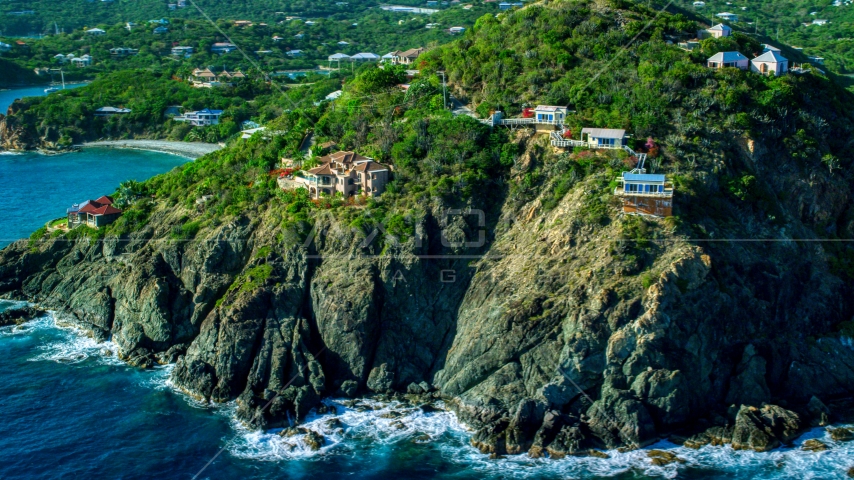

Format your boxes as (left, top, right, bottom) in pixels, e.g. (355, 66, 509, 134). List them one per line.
(614, 186, 674, 198)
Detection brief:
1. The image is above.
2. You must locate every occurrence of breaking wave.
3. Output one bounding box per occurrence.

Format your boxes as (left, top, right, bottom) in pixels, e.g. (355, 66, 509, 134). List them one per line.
(227, 398, 470, 461)
(223, 395, 854, 479)
(17, 311, 123, 365)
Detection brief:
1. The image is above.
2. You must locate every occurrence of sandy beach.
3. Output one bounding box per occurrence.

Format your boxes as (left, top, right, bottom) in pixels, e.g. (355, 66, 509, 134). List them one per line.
(78, 140, 223, 159)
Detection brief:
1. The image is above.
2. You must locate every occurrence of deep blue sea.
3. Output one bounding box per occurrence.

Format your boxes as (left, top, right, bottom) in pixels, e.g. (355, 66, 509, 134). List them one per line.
(0, 89, 851, 479)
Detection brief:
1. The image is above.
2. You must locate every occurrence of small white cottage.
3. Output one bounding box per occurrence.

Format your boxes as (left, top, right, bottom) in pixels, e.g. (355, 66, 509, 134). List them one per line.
(707, 51, 749, 70)
(750, 51, 788, 76)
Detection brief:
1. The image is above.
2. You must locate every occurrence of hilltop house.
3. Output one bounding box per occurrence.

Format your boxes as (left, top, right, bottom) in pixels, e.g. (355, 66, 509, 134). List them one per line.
(286, 49, 303, 57)
(614, 172, 674, 217)
(67, 196, 122, 227)
(295, 151, 389, 198)
(581, 128, 627, 149)
(70, 55, 92, 67)
(0, 42, 11, 52)
(190, 68, 217, 83)
(110, 47, 138, 57)
(86, 28, 106, 35)
(351, 52, 380, 61)
(449, 27, 466, 34)
(707, 23, 732, 38)
(174, 108, 223, 126)
(217, 70, 246, 84)
(716, 12, 738, 22)
(707, 51, 749, 70)
(153, 26, 169, 34)
(233, 20, 253, 27)
(211, 42, 237, 54)
(171, 46, 194, 56)
(272, 35, 283, 42)
(751, 50, 788, 76)
(94, 106, 131, 116)
(533, 105, 569, 125)
(328, 53, 350, 66)
(387, 47, 426, 65)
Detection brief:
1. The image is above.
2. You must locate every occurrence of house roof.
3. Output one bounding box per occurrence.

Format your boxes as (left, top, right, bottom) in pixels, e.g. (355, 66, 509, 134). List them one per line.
(95, 107, 131, 113)
(707, 51, 748, 63)
(708, 23, 732, 32)
(76, 197, 121, 216)
(753, 50, 788, 63)
(320, 151, 370, 165)
(196, 108, 223, 115)
(398, 47, 425, 59)
(90, 204, 122, 216)
(623, 173, 666, 183)
(352, 161, 388, 172)
(535, 105, 566, 112)
(307, 164, 335, 175)
(351, 52, 380, 60)
(329, 53, 350, 60)
(581, 128, 626, 139)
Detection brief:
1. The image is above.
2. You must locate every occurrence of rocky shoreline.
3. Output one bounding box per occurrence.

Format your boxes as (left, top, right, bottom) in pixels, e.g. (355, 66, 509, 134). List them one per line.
(2, 127, 854, 466)
(0, 304, 46, 327)
(77, 140, 223, 159)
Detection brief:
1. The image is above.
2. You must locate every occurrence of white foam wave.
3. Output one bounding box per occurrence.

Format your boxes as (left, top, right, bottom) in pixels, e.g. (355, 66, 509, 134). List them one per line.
(227, 398, 470, 461)
(219, 394, 854, 479)
(24, 312, 123, 365)
(435, 424, 854, 480)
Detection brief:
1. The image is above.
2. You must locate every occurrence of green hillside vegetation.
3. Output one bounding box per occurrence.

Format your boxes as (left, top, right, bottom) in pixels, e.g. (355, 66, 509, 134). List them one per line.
(0, 58, 45, 87)
(15, 0, 854, 279)
(0, 7, 487, 83)
(3, 69, 341, 145)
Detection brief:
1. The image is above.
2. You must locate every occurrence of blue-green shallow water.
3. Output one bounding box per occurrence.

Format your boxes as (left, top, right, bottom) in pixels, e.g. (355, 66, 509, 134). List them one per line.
(0, 149, 189, 247)
(0, 302, 852, 480)
(0, 84, 88, 114)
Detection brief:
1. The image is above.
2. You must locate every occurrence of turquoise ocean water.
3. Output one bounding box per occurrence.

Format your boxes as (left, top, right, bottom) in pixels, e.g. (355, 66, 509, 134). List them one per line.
(0, 88, 851, 479)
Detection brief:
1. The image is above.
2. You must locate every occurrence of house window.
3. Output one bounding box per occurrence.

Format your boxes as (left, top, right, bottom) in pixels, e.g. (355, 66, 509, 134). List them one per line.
(598, 138, 615, 147)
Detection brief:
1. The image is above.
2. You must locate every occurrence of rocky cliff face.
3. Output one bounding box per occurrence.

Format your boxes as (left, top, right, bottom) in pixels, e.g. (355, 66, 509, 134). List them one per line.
(2, 133, 854, 456)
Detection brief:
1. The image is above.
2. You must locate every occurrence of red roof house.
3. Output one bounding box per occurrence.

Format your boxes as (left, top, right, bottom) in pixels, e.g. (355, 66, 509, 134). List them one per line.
(67, 196, 122, 228)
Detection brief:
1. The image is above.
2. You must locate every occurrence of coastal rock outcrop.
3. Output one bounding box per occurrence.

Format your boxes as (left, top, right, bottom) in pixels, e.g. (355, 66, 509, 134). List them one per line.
(3, 119, 854, 455)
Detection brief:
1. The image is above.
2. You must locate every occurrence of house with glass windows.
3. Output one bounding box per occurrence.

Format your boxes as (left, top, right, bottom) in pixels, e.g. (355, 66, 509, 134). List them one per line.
(294, 151, 389, 198)
(614, 172, 674, 217)
(581, 128, 627, 149)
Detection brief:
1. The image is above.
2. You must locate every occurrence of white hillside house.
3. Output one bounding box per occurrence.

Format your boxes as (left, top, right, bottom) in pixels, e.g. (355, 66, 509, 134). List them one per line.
(533, 106, 569, 125)
(581, 128, 627, 149)
(751, 51, 788, 76)
(707, 51, 749, 70)
(707, 23, 732, 38)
